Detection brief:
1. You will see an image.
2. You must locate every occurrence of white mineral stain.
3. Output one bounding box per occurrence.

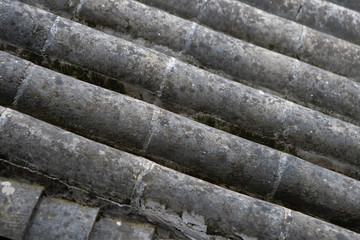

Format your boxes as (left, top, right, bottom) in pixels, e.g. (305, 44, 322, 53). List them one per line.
(144, 199, 166, 213)
(182, 211, 207, 232)
(1, 181, 15, 196)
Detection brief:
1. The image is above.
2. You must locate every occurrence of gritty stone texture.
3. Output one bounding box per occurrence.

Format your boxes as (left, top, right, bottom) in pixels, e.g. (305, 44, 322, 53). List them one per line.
(2, 52, 360, 227)
(89, 217, 155, 240)
(324, 0, 360, 13)
(135, 0, 202, 19)
(196, 0, 360, 80)
(1, 109, 360, 239)
(78, 0, 192, 52)
(143, 108, 279, 197)
(273, 156, 360, 231)
(185, 26, 297, 90)
(1, 104, 360, 232)
(0, 108, 150, 203)
(2, 0, 360, 238)
(0, 52, 31, 106)
(13, 64, 156, 152)
(44, 17, 169, 94)
(124, 0, 360, 81)
(19, 0, 79, 18)
(18, 50, 360, 181)
(0, 159, 175, 238)
(162, 59, 360, 146)
(138, 165, 285, 239)
(0, 177, 43, 240)
(0, 0, 56, 52)
(298, 28, 360, 80)
(22, 0, 360, 121)
(1, 1, 360, 235)
(289, 61, 360, 123)
(198, 0, 301, 56)
(229, 0, 360, 47)
(2, 44, 360, 176)
(2, 1, 360, 127)
(25, 197, 98, 240)
(139, 165, 360, 239)
(282, 210, 358, 240)
(237, 0, 301, 19)
(297, 0, 360, 46)
(2, 43, 360, 179)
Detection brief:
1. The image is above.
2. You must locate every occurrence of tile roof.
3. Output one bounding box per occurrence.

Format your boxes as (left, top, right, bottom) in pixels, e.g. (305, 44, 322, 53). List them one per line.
(1, 0, 360, 239)
(0, 177, 156, 240)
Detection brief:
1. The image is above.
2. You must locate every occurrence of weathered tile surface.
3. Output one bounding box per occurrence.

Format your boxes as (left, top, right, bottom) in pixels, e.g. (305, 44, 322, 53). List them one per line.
(0, 177, 43, 240)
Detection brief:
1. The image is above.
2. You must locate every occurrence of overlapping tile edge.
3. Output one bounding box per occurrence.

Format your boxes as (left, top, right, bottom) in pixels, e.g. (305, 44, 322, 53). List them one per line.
(0, 108, 359, 239)
(0, 0, 360, 239)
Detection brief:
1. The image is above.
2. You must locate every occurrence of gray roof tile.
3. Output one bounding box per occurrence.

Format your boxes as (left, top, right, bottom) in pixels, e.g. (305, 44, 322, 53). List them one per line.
(1, 0, 360, 238)
(25, 197, 98, 240)
(0, 177, 43, 240)
(89, 217, 155, 240)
